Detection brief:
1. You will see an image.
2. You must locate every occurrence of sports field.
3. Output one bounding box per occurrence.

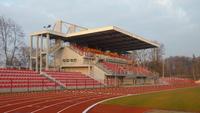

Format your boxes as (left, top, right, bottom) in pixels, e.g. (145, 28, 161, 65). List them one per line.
(90, 86, 200, 113)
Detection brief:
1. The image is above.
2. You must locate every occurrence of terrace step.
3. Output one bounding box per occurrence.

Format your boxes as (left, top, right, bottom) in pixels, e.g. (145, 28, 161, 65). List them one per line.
(43, 71, 102, 88)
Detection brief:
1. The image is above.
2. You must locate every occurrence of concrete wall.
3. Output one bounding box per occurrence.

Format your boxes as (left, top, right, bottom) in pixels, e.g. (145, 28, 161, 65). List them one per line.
(54, 48, 64, 68)
(62, 67, 89, 75)
(60, 46, 84, 66)
(54, 46, 90, 75)
(93, 65, 106, 81)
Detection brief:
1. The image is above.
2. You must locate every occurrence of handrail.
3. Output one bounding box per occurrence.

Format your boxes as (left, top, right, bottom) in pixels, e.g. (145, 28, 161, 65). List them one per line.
(95, 63, 113, 74)
(49, 42, 64, 53)
(40, 72, 66, 88)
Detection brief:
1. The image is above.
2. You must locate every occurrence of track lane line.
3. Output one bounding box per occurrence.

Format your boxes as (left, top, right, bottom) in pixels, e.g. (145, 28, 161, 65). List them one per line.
(0, 92, 87, 111)
(0, 93, 65, 106)
(57, 95, 110, 113)
(4, 95, 86, 113)
(31, 95, 101, 113)
(0, 94, 68, 109)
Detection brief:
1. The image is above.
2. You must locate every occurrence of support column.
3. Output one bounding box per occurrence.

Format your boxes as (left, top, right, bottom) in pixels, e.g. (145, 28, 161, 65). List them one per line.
(36, 36, 39, 72)
(40, 35, 43, 72)
(154, 48, 157, 61)
(88, 59, 91, 76)
(46, 34, 50, 70)
(29, 36, 33, 70)
(87, 66, 90, 75)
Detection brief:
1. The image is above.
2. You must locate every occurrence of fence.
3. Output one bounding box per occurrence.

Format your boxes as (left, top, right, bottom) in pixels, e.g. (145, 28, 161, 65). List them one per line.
(0, 77, 198, 93)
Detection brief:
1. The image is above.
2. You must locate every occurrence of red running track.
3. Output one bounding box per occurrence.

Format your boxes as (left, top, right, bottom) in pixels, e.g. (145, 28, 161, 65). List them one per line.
(0, 83, 198, 113)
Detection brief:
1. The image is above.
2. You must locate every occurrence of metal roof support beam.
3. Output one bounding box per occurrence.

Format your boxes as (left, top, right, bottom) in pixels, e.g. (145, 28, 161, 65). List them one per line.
(40, 35, 43, 72)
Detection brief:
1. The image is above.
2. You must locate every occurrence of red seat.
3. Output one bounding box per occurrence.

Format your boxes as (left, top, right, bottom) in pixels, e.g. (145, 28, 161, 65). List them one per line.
(0, 68, 55, 89)
(44, 71, 101, 87)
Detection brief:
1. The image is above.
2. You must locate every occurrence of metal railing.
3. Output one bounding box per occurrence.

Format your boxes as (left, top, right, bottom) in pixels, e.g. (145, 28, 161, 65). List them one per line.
(0, 77, 197, 93)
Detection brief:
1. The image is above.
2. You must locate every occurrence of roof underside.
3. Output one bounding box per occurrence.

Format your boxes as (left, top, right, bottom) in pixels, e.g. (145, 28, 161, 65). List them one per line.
(65, 26, 159, 52)
(30, 26, 159, 52)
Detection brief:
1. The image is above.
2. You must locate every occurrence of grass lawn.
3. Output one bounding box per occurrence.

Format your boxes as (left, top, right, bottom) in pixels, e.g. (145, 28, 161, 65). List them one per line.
(103, 86, 200, 112)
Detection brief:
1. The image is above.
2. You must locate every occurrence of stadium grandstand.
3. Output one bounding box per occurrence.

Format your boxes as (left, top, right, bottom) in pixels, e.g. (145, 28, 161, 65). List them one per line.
(0, 20, 162, 92)
(2, 20, 187, 93)
(29, 20, 160, 88)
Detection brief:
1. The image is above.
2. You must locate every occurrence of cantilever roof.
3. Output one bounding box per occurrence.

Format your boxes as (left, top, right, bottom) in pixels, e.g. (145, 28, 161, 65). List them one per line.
(30, 26, 159, 52)
(66, 26, 159, 51)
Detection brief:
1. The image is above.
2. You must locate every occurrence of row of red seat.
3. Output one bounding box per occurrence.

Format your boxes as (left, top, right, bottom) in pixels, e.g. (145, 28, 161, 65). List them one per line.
(43, 70, 81, 74)
(101, 61, 153, 76)
(69, 44, 155, 76)
(0, 84, 55, 88)
(128, 66, 153, 76)
(0, 68, 32, 70)
(70, 44, 131, 60)
(44, 71, 101, 87)
(0, 74, 42, 77)
(0, 68, 38, 74)
(0, 80, 53, 84)
(101, 62, 127, 74)
(0, 68, 55, 89)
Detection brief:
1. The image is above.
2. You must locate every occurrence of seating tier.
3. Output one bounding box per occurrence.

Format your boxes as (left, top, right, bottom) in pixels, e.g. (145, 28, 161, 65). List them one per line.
(44, 71, 101, 87)
(0, 68, 55, 89)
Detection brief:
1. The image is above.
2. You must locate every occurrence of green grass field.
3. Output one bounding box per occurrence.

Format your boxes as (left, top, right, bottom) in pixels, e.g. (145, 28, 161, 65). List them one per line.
(103, 87, 200, 112)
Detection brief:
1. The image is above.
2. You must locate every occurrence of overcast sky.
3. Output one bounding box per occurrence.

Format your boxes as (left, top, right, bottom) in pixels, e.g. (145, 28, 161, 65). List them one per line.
(0, 0, 199, 57)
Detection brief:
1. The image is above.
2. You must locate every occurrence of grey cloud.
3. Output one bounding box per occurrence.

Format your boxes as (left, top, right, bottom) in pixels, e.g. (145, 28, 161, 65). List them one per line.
(0, 0, 199, 57)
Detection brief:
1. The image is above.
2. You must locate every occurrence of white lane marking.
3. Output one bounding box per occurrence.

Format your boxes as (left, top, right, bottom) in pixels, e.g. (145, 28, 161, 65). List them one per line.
(0, 93, 75, 108)
(57, 96, 107, 113)
(0, 93, 51, 101)
(82, 95, 129, 113)
(4, 96, 77, 113)
(0, 91, 68, 102)
(0, 95, 52, 105)
(31, 96, 90, 113)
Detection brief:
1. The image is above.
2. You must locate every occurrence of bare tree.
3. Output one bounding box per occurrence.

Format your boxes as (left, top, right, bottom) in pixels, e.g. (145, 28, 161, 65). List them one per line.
(132, 49, 150, 66)
(17, 45, 30, 68)
(0, 16, 24, 67)
(131, 43, 165, 76)
(163, 56, 197, 79)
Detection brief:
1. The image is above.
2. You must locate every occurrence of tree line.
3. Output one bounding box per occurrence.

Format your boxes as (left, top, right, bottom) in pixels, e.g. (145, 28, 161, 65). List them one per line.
(164, 55, 200, 80)
(132, 44, 200, 80)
